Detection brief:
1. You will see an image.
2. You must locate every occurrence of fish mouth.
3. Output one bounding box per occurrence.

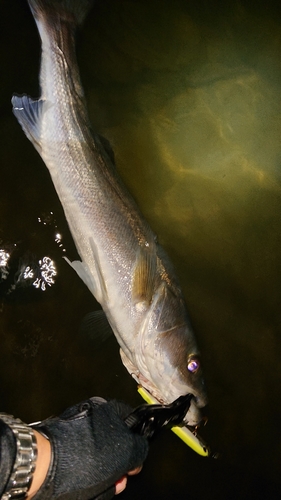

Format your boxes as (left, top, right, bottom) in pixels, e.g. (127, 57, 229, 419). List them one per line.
(183, 397, 204, 427)
(137, 372, 203, 427)
(120, 348, 204, 426)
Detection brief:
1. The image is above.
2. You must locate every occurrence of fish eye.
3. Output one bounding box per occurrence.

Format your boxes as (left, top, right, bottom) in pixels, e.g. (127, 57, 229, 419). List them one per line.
(187, 356, 200, 373)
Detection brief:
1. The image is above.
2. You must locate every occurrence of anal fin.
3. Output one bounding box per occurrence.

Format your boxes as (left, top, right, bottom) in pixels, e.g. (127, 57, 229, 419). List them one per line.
(12, 94, 46, 153)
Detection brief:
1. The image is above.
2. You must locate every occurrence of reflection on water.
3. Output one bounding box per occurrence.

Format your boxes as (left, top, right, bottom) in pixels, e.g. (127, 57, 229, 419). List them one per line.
(0, 0, 281, 499)
(0, 210, 63, 294)
(17, 255, 57, 291)
(0, 248, 10, 279)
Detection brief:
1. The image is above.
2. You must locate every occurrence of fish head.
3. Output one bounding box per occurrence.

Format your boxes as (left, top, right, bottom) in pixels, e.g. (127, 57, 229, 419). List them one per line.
(133, 284, 208, 426)
(139, 325, 207, 426)
(156, 325, 207, 426)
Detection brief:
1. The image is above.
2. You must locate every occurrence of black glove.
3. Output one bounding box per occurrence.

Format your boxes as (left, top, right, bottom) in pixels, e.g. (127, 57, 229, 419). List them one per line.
(32, 397, 149, 500)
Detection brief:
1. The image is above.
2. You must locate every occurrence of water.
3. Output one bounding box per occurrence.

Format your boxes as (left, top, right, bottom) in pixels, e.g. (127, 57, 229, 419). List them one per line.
(0, 0, 281, 498)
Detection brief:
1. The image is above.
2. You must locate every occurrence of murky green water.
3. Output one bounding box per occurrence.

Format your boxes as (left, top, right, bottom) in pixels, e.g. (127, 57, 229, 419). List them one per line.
(0, 0, 281, 498)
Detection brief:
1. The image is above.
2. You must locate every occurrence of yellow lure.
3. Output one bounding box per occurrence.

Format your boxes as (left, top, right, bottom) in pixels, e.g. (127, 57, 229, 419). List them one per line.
(137, 386, 209, 457)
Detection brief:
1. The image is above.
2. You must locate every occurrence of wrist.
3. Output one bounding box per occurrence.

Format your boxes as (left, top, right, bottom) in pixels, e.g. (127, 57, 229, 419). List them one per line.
(26, 430, 51, 499)
(0, 416, 51, 500)
(0, 414, 37, 499)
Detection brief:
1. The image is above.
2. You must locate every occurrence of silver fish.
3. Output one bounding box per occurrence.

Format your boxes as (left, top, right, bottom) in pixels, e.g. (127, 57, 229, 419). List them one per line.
(12, 0, 207, 425)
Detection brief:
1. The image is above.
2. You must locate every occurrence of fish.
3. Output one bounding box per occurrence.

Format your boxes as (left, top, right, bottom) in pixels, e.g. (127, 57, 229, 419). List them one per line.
(12, 0, 207, 426)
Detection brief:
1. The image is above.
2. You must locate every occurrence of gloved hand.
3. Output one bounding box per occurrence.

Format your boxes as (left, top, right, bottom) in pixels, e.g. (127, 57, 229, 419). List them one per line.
(31, 397, 149, 500)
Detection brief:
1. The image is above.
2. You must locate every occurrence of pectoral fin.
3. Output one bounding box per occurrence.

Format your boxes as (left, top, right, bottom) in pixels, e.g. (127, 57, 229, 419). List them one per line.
(132, 243, 157, 305)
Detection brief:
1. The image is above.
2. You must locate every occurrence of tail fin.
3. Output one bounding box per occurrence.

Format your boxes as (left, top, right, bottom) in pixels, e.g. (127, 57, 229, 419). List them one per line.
(26, 0, 94, 99)
(28, 0, 94, 27)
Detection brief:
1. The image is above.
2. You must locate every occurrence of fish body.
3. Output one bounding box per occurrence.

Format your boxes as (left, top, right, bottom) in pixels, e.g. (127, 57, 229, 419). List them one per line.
(12, 0, 207, 425)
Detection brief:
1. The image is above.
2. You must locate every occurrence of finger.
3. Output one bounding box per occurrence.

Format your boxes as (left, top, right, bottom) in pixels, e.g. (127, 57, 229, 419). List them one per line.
(128, 465, 143, 475)
(115, 476, 127, 495)
(115, 466, 143, 494)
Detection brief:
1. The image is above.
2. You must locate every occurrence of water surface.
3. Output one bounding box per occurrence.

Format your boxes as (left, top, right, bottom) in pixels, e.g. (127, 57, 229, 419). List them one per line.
(0, 1, 281, 498)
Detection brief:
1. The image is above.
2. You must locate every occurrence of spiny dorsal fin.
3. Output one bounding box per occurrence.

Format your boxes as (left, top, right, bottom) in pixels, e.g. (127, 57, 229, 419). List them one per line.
(97, 134, 116, 166)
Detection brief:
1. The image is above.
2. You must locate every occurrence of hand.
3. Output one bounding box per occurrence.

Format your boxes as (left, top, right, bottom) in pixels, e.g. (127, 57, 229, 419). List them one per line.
(31, 397, 149, 499)
(27, 436, 143, 499)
